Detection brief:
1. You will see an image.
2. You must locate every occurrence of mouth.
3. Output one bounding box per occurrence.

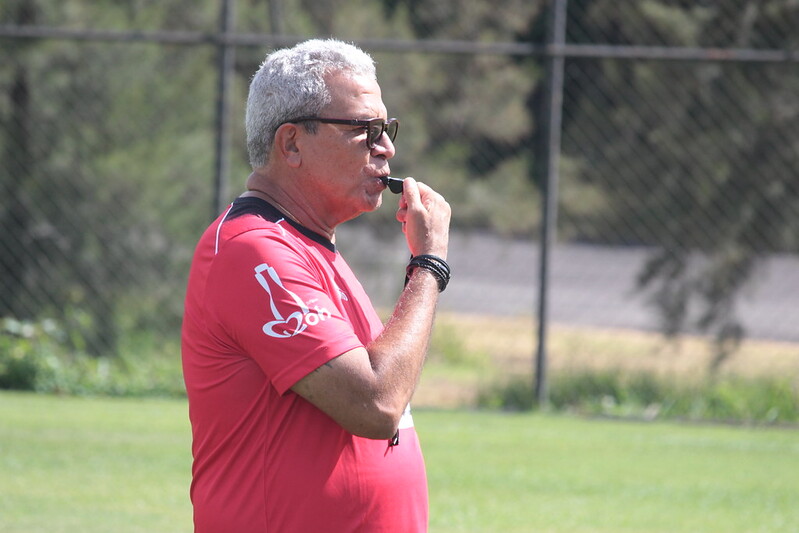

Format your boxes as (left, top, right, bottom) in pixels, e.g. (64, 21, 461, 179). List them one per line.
(379, 176, 404, 194)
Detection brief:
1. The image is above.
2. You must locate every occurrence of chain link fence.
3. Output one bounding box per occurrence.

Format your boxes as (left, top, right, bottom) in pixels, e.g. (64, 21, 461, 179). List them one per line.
(1, 0, 798, 400)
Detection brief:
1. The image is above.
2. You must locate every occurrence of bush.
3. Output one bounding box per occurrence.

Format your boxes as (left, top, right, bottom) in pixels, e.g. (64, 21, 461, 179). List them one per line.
(0, 317, 185, 397)
(0, 318, 67, 390)
(476, 377, 534, 411)
(477, 369, 799, 425)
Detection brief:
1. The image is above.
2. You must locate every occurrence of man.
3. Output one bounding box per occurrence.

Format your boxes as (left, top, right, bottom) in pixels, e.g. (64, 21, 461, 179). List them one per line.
(181, 38, 451, 532)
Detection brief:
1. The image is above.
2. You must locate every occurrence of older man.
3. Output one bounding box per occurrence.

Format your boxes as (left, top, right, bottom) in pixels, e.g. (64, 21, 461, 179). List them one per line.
(181, 38, 451, 532)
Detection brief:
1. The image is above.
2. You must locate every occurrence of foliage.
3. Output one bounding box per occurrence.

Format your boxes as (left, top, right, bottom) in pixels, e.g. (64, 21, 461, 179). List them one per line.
(477, 370, 799, 424)
(0, 0, 214, 356)
(0, 317, 185, 397)
(0, 318, 65, 391)
(2, 311, 797, 425)
(557, 1, 799, 357)
(1, 0, 798, 361)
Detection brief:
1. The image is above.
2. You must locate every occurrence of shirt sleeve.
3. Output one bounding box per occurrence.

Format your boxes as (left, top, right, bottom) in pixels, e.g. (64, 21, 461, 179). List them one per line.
(205, 227, 365, 395)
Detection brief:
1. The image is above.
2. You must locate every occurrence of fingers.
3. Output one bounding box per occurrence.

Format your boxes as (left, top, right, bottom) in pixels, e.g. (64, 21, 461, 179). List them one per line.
(396, 177, 430, 216)
(395, 177, 451, 258)
(395, 177, 420, 226)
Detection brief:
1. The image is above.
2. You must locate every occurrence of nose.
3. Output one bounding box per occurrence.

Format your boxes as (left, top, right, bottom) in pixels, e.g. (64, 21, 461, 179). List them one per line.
(372, 131, 396, 159)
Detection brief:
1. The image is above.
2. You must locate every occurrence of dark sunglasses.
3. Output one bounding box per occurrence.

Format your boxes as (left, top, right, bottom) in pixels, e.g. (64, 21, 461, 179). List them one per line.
(285, 117, 399, 149)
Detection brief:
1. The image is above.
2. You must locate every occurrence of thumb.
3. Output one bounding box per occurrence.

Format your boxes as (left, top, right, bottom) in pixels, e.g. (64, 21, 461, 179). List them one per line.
(401, 177, 422, 211)
(396, 177, 419, 224)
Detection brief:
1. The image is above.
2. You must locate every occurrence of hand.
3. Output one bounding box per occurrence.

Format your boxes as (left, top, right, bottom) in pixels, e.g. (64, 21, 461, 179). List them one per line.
(396, 177, 451, 259)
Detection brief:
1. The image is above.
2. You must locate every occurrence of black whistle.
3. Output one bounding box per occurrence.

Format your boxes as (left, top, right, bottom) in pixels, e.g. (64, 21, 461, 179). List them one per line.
(380, 176, 404, 194)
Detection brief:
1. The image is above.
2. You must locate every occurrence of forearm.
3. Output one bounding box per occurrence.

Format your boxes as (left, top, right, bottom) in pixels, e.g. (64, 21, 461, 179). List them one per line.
(367, 266, 441, 417)
(289, 267, 441, 440)
(290, 178, 450, 439)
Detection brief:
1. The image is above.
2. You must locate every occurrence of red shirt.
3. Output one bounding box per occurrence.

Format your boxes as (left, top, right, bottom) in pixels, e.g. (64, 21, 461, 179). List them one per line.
(181, 198, 428, 532)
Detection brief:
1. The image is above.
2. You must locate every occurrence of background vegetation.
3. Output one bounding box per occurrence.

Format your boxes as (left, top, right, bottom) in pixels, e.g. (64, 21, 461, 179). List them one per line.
(2, 6, 797, 532)
(3, 312, 797, 425)
(1, 1, 797, 414)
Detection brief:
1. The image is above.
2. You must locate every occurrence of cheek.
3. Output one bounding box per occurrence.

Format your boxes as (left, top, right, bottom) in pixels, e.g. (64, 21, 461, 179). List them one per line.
(339, 153, 371, 179)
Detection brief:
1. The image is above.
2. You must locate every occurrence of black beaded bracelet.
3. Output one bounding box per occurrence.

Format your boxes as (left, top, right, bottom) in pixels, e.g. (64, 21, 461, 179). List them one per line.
(405, 254, 451, 292)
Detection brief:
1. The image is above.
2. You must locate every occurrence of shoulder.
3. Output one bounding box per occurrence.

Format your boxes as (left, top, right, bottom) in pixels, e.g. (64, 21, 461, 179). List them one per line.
(217, 219, 310, 272)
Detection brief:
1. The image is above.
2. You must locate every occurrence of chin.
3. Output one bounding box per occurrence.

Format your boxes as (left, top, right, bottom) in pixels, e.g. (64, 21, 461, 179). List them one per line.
(342, 195, 381, 224)
(364, 191, 383, 212)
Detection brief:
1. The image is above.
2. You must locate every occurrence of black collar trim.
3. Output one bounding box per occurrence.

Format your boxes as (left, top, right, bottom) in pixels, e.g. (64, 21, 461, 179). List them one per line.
(226, 196, 336, 253)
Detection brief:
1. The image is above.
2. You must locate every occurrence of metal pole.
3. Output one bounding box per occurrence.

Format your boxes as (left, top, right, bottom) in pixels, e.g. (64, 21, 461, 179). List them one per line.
(534, 0, 567, 408)
(213, 0, 236, 217)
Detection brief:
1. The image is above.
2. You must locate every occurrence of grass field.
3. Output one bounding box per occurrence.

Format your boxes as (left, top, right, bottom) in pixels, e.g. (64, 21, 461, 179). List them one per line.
(2, 391, 798, 532)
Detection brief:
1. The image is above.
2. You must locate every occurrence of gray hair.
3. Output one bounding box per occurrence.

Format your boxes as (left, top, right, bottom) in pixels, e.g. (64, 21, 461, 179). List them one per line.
(245, 39, 377, 168)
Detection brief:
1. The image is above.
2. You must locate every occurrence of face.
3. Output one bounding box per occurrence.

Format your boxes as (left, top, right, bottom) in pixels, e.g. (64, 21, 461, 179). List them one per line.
(295, 72, 396, 227)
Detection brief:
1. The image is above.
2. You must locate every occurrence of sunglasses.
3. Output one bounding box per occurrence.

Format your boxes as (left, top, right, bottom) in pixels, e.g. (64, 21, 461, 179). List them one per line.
(286, 117, 399, 149)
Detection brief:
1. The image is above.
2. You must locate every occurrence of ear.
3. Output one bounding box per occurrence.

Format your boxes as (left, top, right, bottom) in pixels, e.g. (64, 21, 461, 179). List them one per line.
(274, 123, 303, 168)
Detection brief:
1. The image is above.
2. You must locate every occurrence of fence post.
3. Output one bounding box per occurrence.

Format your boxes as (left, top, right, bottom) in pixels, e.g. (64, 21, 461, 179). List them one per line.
(213, 0, 236, 218)
(534, 0, 567, 408)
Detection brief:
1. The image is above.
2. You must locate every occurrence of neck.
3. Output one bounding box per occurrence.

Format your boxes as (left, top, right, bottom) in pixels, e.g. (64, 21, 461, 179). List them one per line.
(245, 187, 299, 224)
(242, 186, 336, 243)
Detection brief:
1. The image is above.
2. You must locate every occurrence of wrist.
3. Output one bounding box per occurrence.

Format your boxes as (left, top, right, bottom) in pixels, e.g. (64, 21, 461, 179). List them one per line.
(405, 254, 451, 292)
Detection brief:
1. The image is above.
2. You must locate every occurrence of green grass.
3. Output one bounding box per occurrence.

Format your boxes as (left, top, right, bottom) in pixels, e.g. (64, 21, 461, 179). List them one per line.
(0, 392, 192, 533)
(422, 411, 799, 532)
(2, 391, 798, 532)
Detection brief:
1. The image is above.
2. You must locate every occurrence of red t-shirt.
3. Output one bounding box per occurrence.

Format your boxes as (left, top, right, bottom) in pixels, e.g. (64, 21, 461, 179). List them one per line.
(181, 198, 428, 532)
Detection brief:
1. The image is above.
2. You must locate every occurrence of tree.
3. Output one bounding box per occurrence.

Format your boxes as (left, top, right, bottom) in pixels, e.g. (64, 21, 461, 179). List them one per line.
(559, 0, 799, 359)
(0, 2, 36, 320)
(0, 0, 217, 355)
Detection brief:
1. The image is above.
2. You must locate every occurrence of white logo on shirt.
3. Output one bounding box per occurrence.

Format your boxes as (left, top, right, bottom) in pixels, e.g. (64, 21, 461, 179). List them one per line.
(254, 263, 332, 338)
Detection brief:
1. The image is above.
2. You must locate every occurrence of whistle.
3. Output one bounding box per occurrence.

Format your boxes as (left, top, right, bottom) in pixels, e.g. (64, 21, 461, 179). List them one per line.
(380, 176, 405, 194)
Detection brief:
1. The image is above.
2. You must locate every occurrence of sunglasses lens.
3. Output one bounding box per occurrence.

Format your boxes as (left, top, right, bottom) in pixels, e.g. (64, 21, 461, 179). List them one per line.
(386, 120, 399, 142)
(368, 123, 383, 147)
(366, 119, 399, 148)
